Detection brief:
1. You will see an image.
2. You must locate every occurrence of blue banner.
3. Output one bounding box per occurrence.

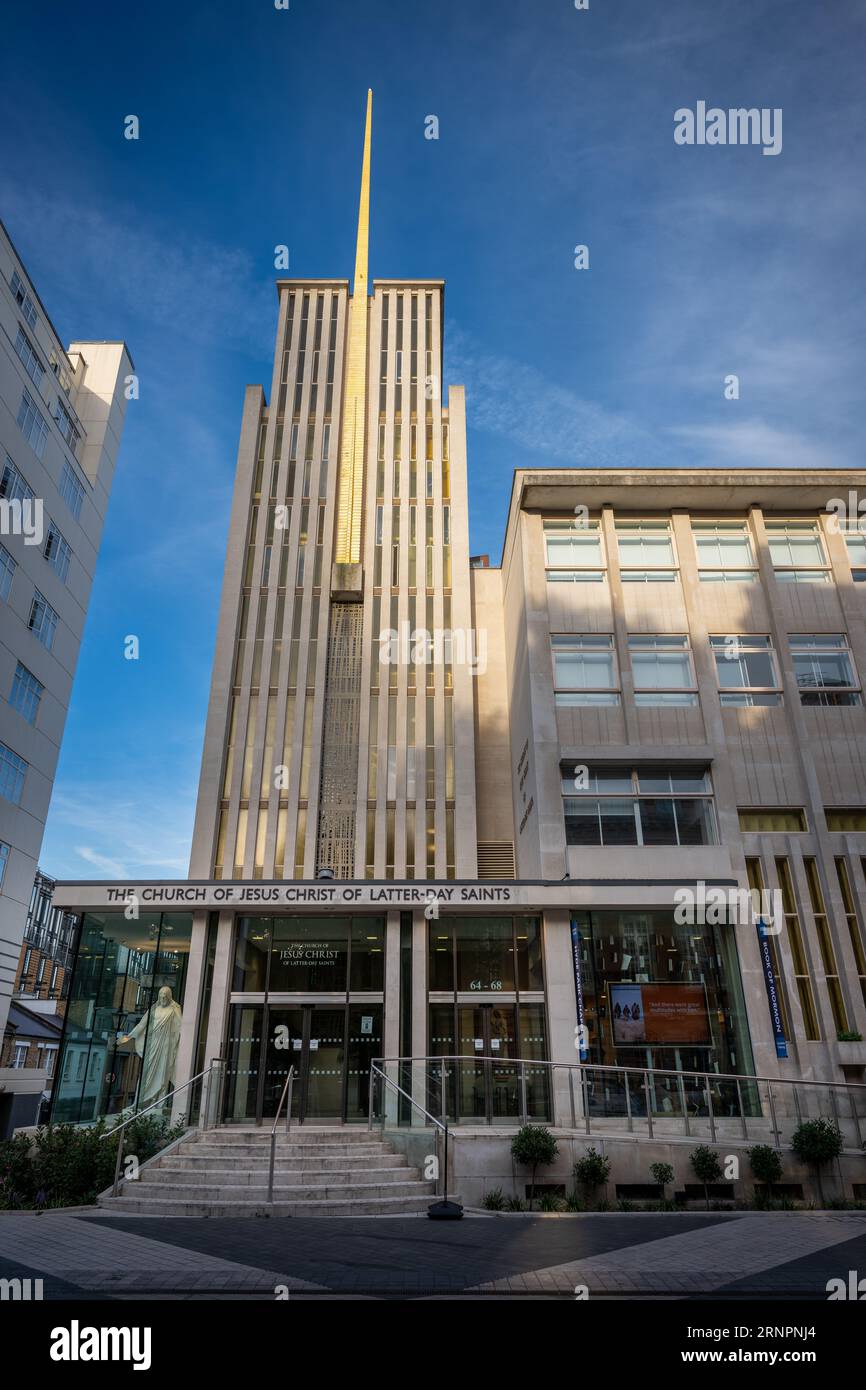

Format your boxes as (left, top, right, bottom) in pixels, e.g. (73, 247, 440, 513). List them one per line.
(756, 919, 788, 1059)
(570, 920, 589, 1061)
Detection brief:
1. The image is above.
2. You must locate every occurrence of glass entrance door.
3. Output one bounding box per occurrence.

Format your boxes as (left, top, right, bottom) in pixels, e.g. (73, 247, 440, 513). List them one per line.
(456, 1004, 520, 1121)
(225, 1003, 361, 1123)
(302, 1007, 345, 1119)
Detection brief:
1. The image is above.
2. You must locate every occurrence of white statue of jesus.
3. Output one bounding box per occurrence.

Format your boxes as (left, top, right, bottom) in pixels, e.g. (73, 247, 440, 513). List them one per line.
(119, 986, 183, 1107)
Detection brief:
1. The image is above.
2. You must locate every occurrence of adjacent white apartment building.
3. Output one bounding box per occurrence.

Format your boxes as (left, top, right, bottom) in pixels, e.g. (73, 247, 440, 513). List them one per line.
(0, 220, 132, 1131)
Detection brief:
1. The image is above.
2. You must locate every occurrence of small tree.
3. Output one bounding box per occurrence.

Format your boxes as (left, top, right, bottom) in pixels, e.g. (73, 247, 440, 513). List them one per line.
(573, 1146, 611, 1210)
(747, 1144, 784, 1204)
(650, 1161, 675, 1203)
(690, 1145, 723, 1210)
(510, 1124, 558, 1210)
(791, 1118, 843, 1207)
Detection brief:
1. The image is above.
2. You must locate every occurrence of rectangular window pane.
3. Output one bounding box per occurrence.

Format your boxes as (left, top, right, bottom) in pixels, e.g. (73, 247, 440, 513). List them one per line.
(617, 523, 674, 567)
(0, 543, 16, 602)
(693, 522, 753, 570)
(0, 741, 28, 803)
(16, 388, 49, 458)
(10, 661, 44, 725)
(59, 461, 86, 520)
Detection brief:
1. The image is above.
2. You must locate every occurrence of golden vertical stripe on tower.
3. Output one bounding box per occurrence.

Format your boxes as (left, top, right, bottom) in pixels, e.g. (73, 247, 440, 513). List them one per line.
(335, 89, 372, 566)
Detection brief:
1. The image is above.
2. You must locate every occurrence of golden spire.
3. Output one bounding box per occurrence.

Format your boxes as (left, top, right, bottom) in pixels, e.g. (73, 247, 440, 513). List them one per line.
(334, 89, 372, 571)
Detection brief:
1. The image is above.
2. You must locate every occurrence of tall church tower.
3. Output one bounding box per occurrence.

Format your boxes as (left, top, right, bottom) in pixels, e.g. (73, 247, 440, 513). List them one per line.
(189, 92, 478, 883)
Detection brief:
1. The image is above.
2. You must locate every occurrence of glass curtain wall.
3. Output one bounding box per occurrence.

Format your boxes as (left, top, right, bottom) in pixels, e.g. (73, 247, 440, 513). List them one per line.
(52, 911, 193, 1124)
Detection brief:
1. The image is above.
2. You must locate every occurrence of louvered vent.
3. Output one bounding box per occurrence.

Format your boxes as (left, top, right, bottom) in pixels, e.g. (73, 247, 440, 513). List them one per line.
(477, 842, 516, 880)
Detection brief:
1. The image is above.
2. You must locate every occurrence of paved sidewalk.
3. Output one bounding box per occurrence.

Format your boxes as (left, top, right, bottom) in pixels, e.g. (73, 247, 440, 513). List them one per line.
(1, 1210, 863, 1298)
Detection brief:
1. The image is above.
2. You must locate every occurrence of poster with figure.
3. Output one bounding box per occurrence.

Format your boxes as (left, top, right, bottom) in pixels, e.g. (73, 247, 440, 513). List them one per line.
(611, 983, 709, 1045)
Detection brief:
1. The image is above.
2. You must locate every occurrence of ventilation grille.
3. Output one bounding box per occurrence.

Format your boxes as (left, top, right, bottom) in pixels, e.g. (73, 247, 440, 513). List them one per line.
(316, 602, 364, 877)
(477, 842, 516, 880)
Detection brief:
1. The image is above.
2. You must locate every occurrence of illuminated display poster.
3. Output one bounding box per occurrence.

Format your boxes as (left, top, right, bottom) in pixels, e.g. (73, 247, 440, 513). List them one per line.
(610, 983, 710, 1045)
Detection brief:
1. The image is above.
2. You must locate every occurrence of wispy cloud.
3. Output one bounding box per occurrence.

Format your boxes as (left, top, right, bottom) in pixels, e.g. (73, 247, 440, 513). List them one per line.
(446, 323, 672, 469)
(45, 785, 194, 880)
(667, 420, 837, 470)
(0, 181, 275, 355)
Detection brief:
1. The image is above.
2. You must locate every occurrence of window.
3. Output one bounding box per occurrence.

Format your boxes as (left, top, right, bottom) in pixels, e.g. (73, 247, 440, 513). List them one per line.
(563, 765, 716, 847)
(14, 326, 45, 387)
(17, 388, 49, 458)
(692, 520, 756, 581)
(790, 634, 860, 706)
(804, 857, 848, 1033)
(552, 634, 618, 706)
(628, 634, 696, 706)
(0, 840, 9, 887)
(0, 543, 15, 602)
(710, 635, 781, 706)
(1, 455, 34, 506)
(50, 349, 72, 396)
(28, 590, 59, 650)
(544, 518, 604, 582)
(826, 809, 866, 832)
(59, 461, 85, 519)
(835, 858, 866, 1010)
(12, 1044, 28, 1069)
(843, 529, 866, 582)
(775, 856, 821, 1039)
(616, 521, 676, 581)
(43, 521, 72, 582)
(10, 270, 37, 328)
(10, 662, 44, 725)
(766, 521, 828, 582)
(738, 808, 807, 832)
(0, 741, 27, 804)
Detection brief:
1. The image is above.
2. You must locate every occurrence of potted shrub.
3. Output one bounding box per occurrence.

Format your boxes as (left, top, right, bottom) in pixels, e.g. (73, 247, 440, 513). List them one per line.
(747, 1144, 784, 1207)
(510, 1124, 558, 1210)
(689, 1145, 723, 1210)
(573, 1146, 611, 1210)
(791, 1118, 843, 1207)
(650, 1160, 675, 1205)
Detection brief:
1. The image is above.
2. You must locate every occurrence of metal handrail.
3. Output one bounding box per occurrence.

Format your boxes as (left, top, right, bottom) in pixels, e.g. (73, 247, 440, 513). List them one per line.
(268, 1066, 296, 1203)
(372, 1055, 865, 1149)
(368, 1062, 450, 1204)
(103, 1059, 224, 1198)
(372, 1054, 866, 1092)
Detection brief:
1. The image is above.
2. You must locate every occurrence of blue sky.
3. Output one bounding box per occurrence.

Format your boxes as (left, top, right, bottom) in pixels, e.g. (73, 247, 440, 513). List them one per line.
(2, 0, 864, 881)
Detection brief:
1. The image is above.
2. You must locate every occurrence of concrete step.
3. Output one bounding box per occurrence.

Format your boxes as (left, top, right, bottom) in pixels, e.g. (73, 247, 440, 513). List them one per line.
(199, 1129, 377, 1143)
(143, 1166, 421, 1187)
(162, 1152, 409, 1173)
(98, 1126, 445, 1218)
(126, 1179, 432, 1202)
(177, 1140, 391, 1158)
(98, 1193, 435, 1217)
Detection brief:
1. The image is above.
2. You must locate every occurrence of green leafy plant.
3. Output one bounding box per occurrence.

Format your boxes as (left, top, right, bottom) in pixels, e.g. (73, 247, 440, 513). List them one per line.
(538, 1192, 564, 1212)
(510, 1124, 558, 1210)
(573, 1146, 611, 1210)
(747, 1144, 783, 1202)
(836, 1029, 863, 1042)
(482, 1187, 506, 1211)
(564, 1190, 583, 1212)
(791, 1118, 843, 1206)
(505, 1195, 526, 1212)
(650, 1161, 675, 1201)
(0, 1116, 186, 1211)
(689, 1145, 723, 1210)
